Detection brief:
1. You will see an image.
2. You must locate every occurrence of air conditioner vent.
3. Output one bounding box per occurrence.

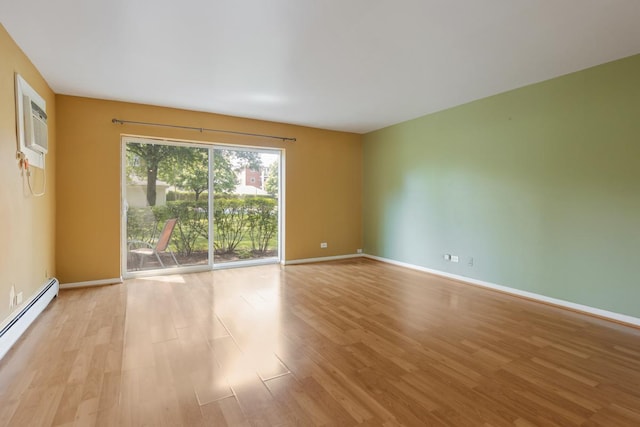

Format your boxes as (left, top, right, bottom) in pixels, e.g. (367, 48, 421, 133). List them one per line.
(23, 96, 48, 154)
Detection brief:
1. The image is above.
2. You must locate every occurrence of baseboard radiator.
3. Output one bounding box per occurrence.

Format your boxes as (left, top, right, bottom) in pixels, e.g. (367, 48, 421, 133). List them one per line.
(0, 278, 59, 361)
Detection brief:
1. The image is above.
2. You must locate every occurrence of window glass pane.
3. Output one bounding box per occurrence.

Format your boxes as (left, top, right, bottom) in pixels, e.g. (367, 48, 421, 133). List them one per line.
(125, 142, 209, 272)
(213, 148, 280, 264)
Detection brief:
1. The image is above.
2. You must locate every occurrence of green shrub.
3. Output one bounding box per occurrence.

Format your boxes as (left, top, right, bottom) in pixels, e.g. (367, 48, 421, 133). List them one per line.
(245, 197, 277, 253)
(127, 207, 160, 243)
(236, 248, 253, 259)
(128, 196, 278, 258)
(167, 191, 209, 202)
(164, 200, 208, 256)
(213, 196, 248, 253)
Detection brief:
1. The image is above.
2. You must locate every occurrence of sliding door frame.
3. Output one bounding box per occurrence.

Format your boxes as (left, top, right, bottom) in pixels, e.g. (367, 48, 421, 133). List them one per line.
(120, 135, 284, 279)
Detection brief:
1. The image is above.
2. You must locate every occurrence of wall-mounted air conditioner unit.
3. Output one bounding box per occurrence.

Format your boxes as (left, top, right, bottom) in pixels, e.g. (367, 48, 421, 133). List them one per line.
(23, 95, 48, 154)
(15, 74, 47, 169)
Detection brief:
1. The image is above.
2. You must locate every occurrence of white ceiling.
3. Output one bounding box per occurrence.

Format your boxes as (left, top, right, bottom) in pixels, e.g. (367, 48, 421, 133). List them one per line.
(2, 1, 639, 133)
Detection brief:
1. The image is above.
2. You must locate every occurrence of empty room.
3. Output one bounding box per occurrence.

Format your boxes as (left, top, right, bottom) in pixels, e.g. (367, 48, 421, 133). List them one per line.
(1, 1, 640, 426)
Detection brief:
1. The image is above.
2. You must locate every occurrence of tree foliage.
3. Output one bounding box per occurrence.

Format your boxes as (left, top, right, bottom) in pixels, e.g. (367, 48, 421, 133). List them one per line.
(210, 149, 264, 194)
(126, 143, 193, 206)
(265, 162, 279, 196)
(232, 150, 262, 171)
(160, 148, 208, 201)
(159, 147, 252, 196)
(127, 144, 264, 204)
(212, 150, 238, 194)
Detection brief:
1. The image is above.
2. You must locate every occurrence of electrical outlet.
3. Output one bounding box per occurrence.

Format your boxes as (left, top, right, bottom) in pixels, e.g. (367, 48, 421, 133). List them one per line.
(451, 255, 459, 263)
(17, 292, 23, 305)
(320, 242, 328, 249)
(356, 248, 363, 254)
(443, 254, 451, 261)
(468, 257, 474, 266)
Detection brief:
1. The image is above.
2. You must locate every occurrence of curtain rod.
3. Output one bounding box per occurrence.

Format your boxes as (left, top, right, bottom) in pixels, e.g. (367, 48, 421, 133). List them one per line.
(111, 118, 296, 142)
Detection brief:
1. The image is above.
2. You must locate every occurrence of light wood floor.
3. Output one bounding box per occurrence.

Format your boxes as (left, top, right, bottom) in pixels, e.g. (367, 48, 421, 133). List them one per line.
(1, 259, 640, 426)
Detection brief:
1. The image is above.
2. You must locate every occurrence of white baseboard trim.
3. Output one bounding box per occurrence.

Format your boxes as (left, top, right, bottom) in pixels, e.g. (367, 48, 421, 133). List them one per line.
(59, 277, 123, 290)
(364, 254, 640, 328)
(283, 253, 363, 266)
(0, 278, 59, 360)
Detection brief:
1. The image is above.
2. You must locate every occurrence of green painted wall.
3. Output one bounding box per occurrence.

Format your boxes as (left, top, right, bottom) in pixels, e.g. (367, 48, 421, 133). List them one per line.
(363, 54, 640, 318)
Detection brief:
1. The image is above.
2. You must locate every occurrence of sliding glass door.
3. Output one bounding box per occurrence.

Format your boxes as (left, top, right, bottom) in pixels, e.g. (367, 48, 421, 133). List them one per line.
(122, 137, 281, 276)
(212, 148, 280, 265)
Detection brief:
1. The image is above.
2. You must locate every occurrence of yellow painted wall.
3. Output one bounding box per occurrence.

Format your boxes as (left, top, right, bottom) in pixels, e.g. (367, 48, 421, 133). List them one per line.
(55, 96, 363, 283)
(0, 25, 56, 322)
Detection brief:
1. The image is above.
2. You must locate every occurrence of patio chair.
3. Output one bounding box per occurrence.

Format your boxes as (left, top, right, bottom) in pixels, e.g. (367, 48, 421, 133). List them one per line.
(128, 218, 180, 269)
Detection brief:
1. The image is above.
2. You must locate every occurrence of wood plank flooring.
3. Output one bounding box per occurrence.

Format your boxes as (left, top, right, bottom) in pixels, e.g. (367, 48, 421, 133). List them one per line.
(1, 258, 639, 426)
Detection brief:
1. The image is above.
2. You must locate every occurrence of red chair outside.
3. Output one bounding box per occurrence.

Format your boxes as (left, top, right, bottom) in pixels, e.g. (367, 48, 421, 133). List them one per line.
(128, 218, 179, 269)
